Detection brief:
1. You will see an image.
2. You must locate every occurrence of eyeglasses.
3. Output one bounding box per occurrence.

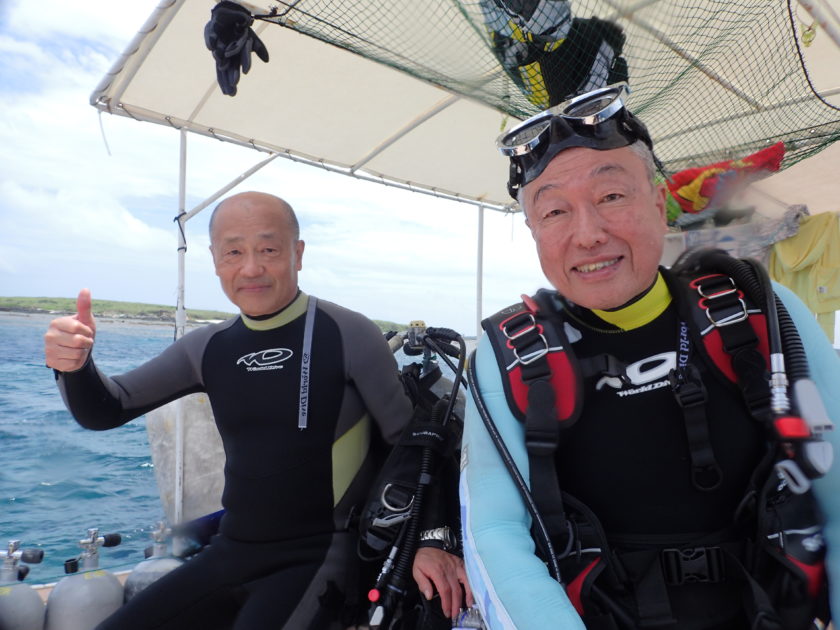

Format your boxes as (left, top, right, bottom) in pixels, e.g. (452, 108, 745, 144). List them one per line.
(497, 83, 655, 199)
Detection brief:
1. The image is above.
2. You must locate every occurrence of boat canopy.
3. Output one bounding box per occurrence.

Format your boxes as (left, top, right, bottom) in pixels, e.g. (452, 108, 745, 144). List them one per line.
(91, 0, 840, 214)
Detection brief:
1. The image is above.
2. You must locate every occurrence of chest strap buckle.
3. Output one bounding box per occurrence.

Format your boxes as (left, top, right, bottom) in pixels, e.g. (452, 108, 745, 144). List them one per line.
(661, 546, 724, 585)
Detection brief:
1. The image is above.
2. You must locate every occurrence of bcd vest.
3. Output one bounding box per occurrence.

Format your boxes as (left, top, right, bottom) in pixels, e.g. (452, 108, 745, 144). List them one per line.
(480, 263, 830, 630)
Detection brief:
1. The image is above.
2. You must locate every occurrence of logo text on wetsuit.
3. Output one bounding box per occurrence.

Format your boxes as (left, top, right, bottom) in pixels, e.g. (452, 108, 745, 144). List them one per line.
(677, 321, 690, 367)
(236, 348, 294, 371)
(298, 350, 311, 429)
(596, 351, 676, 397)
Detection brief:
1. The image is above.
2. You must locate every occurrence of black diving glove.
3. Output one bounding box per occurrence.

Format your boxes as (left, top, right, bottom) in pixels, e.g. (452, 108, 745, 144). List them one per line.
(204, 1, 269, 96)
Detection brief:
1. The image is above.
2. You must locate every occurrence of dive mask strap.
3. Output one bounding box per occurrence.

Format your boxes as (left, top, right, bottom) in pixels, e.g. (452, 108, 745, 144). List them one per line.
(497, 82, 660, 199)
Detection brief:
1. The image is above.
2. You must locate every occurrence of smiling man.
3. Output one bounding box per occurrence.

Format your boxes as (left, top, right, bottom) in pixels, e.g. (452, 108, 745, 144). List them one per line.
(521, 143, 667, 311)
(43, 191, 471, 629)
(459, 85, 840, 629)
(209, 193, 306, 318)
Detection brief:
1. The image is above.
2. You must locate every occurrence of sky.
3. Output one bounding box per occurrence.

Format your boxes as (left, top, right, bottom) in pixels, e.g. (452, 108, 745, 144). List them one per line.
(0, 0, 547, 337)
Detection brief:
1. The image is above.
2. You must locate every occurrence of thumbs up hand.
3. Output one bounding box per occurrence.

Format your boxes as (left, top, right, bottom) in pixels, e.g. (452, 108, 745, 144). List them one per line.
(44, 289, 98, 372)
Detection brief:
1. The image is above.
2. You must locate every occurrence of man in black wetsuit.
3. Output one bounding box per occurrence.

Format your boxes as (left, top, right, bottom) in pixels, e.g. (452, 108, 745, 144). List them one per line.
(460, 85, 840, 628)
(44, 191, 471, 629)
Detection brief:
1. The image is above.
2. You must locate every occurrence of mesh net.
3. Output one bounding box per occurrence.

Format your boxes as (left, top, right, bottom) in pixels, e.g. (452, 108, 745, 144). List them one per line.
(256, 0, 840, 174)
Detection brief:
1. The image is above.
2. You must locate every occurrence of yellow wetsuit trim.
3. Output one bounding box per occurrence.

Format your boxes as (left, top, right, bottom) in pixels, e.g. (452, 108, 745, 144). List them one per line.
(332, 415, 371, 505)
(240, 292, 308, 331)
(592, 273, 671, 331)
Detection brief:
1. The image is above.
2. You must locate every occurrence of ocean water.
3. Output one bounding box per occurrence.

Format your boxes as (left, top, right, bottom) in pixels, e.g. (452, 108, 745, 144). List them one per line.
(0, 312, 172, 582)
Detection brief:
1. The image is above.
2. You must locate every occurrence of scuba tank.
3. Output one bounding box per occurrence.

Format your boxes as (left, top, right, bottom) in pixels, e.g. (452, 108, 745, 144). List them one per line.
(44, 528, 123, 630)
(0, 540, 46, 630)
(123, 522, 184, 601)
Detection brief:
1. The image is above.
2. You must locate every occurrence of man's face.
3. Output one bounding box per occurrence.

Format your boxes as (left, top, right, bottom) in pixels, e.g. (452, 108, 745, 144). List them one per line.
(210, 196, 304, 316)
(522, 145, 667, 310)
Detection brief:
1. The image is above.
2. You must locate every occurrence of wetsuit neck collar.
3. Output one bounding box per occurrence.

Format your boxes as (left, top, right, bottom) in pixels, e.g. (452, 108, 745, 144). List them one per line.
(240, 290, 308, 330)
(591, 272, 671, 331)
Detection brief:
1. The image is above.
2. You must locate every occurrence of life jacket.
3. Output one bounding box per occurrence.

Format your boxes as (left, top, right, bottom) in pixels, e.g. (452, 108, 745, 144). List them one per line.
(479, 254, 830, 630)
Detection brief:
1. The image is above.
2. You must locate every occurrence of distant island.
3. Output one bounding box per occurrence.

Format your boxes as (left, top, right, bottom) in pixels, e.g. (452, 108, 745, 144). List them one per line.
(0, 297, 408, 332)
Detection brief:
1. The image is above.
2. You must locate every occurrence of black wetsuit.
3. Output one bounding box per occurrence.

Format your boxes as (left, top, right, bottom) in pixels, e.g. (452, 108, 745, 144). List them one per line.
(552, 294, 766, 538)
(56, 292, 413, 629)
(551, 291, 767, 627)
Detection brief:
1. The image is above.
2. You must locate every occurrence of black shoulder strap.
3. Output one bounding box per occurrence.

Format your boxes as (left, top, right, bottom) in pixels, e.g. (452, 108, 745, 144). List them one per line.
(481, 291, 582, 538)
(663, 266, 772, 424)
(481, 292, 583, 426)
(660, 264, 773, 492)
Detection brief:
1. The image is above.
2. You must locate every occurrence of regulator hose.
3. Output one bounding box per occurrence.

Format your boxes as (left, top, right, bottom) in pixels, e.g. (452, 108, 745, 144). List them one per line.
(424, 329, 467, 428)
(388, 445, 433, 595)
(369, 404, 439, 629)
(742, 257, 809, 382)
(775, 294, 809, 382)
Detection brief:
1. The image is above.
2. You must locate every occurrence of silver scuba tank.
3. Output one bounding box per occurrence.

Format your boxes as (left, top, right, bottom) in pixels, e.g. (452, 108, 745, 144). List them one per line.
(0, 540, 46, 630)
(123, 522, 184, 601)
(44, 528, 124, 630)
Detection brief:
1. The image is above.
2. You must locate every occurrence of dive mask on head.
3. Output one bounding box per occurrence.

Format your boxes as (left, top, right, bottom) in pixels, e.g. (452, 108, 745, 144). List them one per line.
(497, 83, 654, 199)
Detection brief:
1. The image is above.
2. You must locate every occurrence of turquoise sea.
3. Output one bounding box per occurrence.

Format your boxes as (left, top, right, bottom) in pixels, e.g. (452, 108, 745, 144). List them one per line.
(0, 312, 171, 582)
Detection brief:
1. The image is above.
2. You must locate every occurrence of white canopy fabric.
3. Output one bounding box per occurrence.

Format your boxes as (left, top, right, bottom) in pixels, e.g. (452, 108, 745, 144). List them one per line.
(92, 0, 514, 210)
(91, 0, 840, 216)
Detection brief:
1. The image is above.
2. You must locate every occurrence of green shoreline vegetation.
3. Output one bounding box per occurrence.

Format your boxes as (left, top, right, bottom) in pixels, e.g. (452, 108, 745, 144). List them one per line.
(0, 296, 407, 332)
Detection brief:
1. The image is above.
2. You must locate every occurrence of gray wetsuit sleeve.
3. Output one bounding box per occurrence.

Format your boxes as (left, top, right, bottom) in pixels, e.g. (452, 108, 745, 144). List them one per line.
(323, 302, 412, 444)
(55, 322, 227, 430)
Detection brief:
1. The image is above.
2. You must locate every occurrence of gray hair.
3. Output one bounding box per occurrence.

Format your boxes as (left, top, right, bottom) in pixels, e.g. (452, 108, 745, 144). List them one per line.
(627, 140, 657, 188)
(517, 140, 658, 214)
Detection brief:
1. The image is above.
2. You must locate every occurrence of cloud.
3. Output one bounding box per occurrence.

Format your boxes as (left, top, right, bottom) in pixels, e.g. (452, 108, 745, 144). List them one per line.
(0, 179, 176, 303)
(6, 1, 159, 48)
